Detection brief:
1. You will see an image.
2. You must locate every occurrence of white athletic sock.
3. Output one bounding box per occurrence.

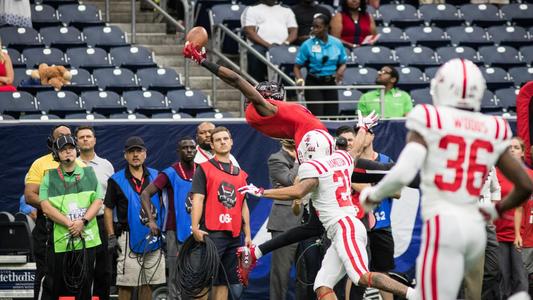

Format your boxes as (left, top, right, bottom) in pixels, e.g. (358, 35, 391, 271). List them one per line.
(254, 246, 263, 259)
(405, 287, 415, 299)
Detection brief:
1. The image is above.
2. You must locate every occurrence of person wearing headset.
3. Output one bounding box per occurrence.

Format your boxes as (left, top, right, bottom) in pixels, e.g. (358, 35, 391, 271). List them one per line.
(39, 135, 103, 300)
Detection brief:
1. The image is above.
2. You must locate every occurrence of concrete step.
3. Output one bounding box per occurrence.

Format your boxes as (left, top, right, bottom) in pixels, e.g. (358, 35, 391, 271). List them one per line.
(144, 44, 183, 55)
(85, 1, 140, 13)
(126, 33, 177, 44)
(187, 76, 235, 90)
(111, 23, 167, 34)
(211, 98, 242, 113)
(108, 12, 158, 23)
(154, 55, 185, 67)
(172, 66, 215, 77)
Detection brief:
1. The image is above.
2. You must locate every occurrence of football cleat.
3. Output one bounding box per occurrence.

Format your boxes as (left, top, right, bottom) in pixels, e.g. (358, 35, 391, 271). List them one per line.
(236, 245, 257, 286)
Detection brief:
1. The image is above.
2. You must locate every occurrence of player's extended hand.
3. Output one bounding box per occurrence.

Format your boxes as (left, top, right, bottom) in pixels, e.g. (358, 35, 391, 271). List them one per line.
(359, 186, 380, 212)
(478, 202, 502, 222)
(238, 184, 265, 197)
(182, 41, 206, 64)
(357, 110, 379, 131)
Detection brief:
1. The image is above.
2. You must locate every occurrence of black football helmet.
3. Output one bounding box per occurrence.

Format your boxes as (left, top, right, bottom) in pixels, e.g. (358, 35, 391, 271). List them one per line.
(255, 81, 285, 100)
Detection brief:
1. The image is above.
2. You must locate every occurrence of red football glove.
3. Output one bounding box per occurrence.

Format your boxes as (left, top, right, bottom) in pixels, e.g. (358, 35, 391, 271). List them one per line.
(182, 41, 206, 64)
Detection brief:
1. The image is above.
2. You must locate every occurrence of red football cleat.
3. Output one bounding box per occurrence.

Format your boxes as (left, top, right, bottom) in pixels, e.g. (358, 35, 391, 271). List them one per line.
(236, 245, 257, 286)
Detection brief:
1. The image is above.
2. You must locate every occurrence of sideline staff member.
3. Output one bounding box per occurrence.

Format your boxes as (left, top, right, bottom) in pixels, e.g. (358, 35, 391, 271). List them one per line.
(191, 127, 252, 300)
(40, 135, 102, 299)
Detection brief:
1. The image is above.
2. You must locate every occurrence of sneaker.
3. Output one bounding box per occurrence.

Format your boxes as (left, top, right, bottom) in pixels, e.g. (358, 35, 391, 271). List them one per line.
(236, 245, 257, 286)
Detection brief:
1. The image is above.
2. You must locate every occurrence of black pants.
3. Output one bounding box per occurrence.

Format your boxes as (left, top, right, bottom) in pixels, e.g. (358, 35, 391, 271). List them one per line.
(33, 213, 52, 300)
(93, 216, 111, 300)
(48, 246, 96, 300)
(247, 44, 268, 82)
(305, 74, 339, 118)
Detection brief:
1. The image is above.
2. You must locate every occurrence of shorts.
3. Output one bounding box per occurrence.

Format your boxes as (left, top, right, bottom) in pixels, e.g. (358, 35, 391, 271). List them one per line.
(521, 248, 533, 274)
(116, 232, 166, 287)
(368, 228, 395, 272)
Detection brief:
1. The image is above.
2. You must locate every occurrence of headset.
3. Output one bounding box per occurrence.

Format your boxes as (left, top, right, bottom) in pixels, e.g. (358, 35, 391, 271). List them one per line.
(47, 124, 70, 151)
(52, 135, 81, 162)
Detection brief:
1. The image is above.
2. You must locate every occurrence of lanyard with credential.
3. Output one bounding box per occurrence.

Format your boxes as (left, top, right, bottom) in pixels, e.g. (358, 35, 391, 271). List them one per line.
(131, 176, 145, 194)
(177, 162, 193, 181)
(213, 157, 234, 175)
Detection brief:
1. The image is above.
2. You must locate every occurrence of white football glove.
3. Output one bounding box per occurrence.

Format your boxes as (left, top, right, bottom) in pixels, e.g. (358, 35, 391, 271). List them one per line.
(359, 186, 380, 213)
(478, 202, 502, 222)
(238, 184, 265, 197)
(357, 110, 379, 131)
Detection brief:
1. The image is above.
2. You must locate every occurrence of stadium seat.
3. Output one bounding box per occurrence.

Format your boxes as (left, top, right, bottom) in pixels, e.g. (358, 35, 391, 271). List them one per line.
(13, 68, 31, 87)
(196, 111, 235, 118)
(487, 25, 530, 48)
(0, 91, 38, 117)
(343, 67, 378, 85)
(167, 89, 214, 115)
(62, 68, 98, 94)
(0, 114, 15, 120)
(508, 67, 533, 87)
(480, 66, 514, 91)
(31, 4, 61, 29)
(410, 87, 431, 105)
(122, 90, 170, 115)
(14, 213, 35, 232)
(80, 90, 126, 115)
(338, 89, 362, 115)
(108, 113, 148, 119)
(7, 48, 24, 67)
(22, 47, 66, 68)
(395, 66, 428, 91)
(109, 46, 156, 71)
(375, 27, 410, 48)
(394, 46, 439, 69)
(83, 26, 128, 50)
(478, 46, 524, 69)
(424, 66, 438, 79)
(267, 45, 299, 77)
(36, 90, 83, 116)
(0, 27, 41, 51)
(404, 26, 450, 48)
(436, 46, 481, 65)
(501, 3, 533, 27)
(0, 221, 33, 256)
(41, 0, 79, 8)
(92, 68, 139, 93)
(18, 114, 61, 119)
(479, 90, 500, 113)
(367, 6, 382, 25)
(419, 4, 462, 27)
(151, 112, 193, 119)
(65, 47, 111, 71)
(64, 112, 106, 119)
(494, 87, 519, 112)
(379, 4, 423, 28)
(209, 4, 247, 54)
(446, 26, 491, 48)
(521, 45, 533, 65)
(0, 211, 14, 222)
(136, 68, 184, 93)
(40, 26, 85, 51)
(352, 46, 396, 69)
(460, 4, 505, 27)
(57, 4, 104, 29)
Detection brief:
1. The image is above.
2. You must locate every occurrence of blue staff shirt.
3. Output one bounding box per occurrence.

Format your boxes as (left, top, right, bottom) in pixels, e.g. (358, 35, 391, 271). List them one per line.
(295, 35, 347, 76)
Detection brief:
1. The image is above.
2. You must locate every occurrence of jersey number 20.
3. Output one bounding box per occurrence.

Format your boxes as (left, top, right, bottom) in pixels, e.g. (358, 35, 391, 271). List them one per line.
(434, 135, 493, 196)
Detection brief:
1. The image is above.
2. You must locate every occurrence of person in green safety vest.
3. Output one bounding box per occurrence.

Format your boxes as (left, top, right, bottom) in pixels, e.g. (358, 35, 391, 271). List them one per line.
(40, 135, 103, 300)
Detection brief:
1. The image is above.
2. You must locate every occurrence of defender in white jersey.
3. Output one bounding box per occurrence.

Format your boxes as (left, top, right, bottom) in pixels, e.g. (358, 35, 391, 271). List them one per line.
(360, 58, 533, 300)
(239, 130, 415, 300)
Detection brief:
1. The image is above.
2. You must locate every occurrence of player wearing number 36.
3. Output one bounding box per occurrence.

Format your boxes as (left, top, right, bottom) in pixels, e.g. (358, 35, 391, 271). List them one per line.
(359, 58, 533, 300)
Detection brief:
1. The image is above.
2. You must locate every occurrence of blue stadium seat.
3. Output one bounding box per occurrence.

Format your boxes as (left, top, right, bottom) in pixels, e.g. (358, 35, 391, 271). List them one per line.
(64, 112, 106, 119)
(83, 26, 128, 50)
(446, 26, 491, 48)
(122, 90, 170, 115)
(41, 0, 79, 8)
(0, 27, 41, 51)
(424, 66, 438, 79)
(40, 26, 85, 51)
(487, 25, 530, 48)
(13, 68, 31, 87)
(6, 48, 24, 67)
(520, 45, 533, 65)
(343, 67, 378, 85)
(65, 47, 111, 71)
(62, 68, 98, 94)
(479, 90, 500, 113)
(379, 4, 423, 28)
(31, 4, 60, 29)
(92, 68, 139, 93)
(508, 67, 533, 87)
(367, 6, 382, 25)
(494, 87, 519, 112)
(109, 46, 156, 71)
(478, 46, 525, 69)
(57, 4, 104, 29)
(36, 90, 83, 116)
(196, 111, 235, 118)
(209, 4, 247, 54)
(460, 4, 505, 27)
(108, 113, 148, 119)
(136, 68, 184, 93)
(267, 45, 299, 77)
(480, 66, 514, 91)
(410, 88, 431, 105)
(419, 4, 462, 27)
(501, 3, 533, 27)
(22, 47, 66, 68)
(19, 113, 60, 120)
(436, 46, 481, 65)
(0, 92, 38, 117)
(151, 112, 193, 119)
(375, 27, 410, 48)
(394, 46, 439, 69)
(167, 89, 214, 115)
(404, 26, 450, 48)
(338, 89, 362, 115)
(395, 66, 428, 91)
(352, 46, 396, 69)
(80, 90, 126, 115)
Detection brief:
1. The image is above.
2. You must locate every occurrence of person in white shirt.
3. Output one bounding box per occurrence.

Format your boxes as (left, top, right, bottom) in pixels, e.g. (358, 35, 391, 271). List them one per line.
(194, 121, 240, 167)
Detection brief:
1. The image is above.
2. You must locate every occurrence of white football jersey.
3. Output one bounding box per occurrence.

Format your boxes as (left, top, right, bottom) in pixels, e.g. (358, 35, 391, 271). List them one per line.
(406, 104, 512, 220)
(298, 150, 356, 234)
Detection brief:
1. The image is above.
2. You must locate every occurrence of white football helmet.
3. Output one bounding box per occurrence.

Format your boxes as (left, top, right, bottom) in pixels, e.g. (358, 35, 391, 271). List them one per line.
(297, 129, 335, 163)
(430, 58, 486, 112)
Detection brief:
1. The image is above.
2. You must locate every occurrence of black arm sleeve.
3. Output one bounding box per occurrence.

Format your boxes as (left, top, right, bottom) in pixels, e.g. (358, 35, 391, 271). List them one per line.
(352, 158, 420, 188)
(190, 167, 207, 195)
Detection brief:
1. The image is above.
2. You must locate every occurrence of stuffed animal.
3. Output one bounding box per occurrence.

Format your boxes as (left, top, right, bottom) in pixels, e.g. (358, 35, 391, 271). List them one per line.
(30, 63, 72, 91)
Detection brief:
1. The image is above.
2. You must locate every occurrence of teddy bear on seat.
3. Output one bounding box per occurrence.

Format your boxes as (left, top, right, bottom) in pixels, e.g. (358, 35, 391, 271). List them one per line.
(30, 63, 72, 91)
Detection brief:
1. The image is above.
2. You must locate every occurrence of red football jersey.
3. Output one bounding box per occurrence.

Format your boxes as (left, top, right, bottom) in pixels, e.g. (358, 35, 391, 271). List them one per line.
(521, 199, 533, 248)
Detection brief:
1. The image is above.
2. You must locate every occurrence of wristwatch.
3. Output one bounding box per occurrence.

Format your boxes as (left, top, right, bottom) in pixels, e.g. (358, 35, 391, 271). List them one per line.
(82, 218, 89, 226)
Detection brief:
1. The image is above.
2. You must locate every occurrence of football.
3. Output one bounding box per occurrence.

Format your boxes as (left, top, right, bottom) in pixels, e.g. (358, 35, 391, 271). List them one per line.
(185, 26, 208, 49)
